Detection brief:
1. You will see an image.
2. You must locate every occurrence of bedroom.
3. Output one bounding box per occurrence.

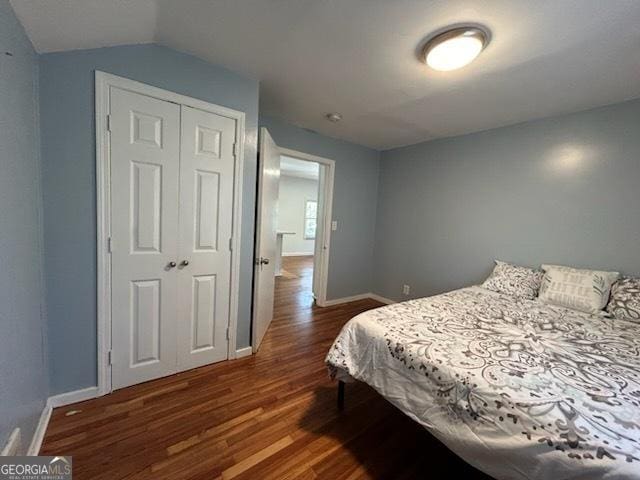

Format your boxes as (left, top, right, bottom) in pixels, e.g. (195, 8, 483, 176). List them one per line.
(1, 1, 639, 479)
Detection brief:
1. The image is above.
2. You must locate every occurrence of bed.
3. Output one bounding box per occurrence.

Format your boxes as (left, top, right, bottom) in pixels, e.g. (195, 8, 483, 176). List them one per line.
(326, 286, 640, 480)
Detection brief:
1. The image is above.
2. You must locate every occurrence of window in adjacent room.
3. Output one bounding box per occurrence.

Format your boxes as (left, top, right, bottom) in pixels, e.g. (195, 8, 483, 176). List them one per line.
(304, 199, 317, 239)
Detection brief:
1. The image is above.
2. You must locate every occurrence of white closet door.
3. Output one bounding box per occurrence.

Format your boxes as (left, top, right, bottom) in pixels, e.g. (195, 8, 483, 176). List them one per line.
(110, 87, 181, 389)
(176, 105, 235, 369)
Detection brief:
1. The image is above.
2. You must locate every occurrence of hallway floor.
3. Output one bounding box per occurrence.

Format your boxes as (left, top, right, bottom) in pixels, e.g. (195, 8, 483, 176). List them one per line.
(41, 255, 489, 479)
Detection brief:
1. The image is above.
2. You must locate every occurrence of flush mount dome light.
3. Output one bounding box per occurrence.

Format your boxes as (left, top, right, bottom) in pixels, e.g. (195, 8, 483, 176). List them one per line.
(422, 26, 489, 71)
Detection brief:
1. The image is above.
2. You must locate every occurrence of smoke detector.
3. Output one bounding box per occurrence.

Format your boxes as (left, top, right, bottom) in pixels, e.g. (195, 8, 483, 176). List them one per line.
(326, 113, 342, 123)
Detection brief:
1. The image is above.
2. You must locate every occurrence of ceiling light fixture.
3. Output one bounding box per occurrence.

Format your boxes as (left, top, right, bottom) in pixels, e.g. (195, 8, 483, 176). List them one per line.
(326, 112, 342, 123)
(422, 26, 489, 71)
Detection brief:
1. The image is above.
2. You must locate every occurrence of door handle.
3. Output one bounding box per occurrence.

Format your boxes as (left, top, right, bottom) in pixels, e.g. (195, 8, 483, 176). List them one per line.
(260, 258, 270, 265)
(167, 261, 177, 268)
(180, 260, 190, 266)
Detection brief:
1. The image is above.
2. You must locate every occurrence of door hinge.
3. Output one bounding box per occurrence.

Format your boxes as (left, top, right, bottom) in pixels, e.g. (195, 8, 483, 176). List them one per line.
(107, 236, 112, 253)
(226, 327, 230, 340)
(106, 114, 112, 132)
(229, 237, 233, 251)
(233, 143, 239, 157)
(107, 350, 113, 365)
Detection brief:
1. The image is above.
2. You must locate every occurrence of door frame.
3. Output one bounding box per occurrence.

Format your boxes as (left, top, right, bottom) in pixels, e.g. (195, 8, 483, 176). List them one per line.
(252, 143, 336, 350)
(277, 148, 335, 308)
(95, 71, 246, 395)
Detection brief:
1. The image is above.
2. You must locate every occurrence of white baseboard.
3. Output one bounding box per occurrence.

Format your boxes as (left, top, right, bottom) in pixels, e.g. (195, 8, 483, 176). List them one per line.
(27, 404, 52, 456)
(1, 428, 21, 456)
(320, 293, 371, 307)
(368, 293, 396, 305)
(235, 346, 253, 358)
(23, 386, 100, 456)
(48, 386, 99, 408)
(320, 292, 396, 307)
(281, 252, 314, 257)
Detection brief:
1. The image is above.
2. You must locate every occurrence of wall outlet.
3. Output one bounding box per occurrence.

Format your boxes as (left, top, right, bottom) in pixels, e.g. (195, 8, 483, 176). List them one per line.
(402, 284, 410, 295)
(331, 220, 338, 231)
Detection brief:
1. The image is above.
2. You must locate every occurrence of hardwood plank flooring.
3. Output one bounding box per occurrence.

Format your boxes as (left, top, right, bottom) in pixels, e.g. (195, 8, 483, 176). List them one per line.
(42, 256, 491, 479)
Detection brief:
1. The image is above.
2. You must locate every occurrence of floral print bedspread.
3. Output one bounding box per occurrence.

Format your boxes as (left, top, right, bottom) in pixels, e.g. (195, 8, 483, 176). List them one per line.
(326, 287, 640, 480)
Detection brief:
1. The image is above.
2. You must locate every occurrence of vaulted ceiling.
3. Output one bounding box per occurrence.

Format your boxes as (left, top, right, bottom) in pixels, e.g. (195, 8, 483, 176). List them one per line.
(11, 0, 640, 149)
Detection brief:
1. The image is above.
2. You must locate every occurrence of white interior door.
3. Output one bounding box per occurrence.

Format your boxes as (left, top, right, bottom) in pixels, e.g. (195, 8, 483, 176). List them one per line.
(176, 105, 234, 370)
(110, 87, 181, 389)
(312, 165, 326, 300)
(253, 127, 280, 351)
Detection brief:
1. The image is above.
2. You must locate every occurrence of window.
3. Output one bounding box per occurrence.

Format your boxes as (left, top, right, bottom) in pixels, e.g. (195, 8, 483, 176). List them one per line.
(304, 200, 318, 239)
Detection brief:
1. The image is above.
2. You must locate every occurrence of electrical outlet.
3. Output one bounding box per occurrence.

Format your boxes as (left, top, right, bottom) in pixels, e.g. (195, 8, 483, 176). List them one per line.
(402, 284, 410, 295)
(331, 220, 338, 231)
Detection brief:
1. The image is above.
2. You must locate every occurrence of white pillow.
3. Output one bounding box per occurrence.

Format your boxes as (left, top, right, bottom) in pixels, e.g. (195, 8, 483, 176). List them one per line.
(538, 264, 619, 314)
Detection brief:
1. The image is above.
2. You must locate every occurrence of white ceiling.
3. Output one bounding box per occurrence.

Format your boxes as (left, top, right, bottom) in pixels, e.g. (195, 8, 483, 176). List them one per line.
(11, 0, 640, 150)
(280, 155, 319, 180)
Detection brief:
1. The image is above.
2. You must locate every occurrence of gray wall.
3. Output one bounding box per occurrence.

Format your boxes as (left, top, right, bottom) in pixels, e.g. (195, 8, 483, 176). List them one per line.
(374, 99, 640, 302)
(0, 0, 48, 451)
(260, 115, 380, 300)
(39, 44, 259, 394)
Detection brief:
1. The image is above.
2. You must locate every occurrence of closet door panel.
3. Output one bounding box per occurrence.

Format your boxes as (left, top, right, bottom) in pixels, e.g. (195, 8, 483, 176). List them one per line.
(177, 105, 235, 369)
(110, 87, 180, 389)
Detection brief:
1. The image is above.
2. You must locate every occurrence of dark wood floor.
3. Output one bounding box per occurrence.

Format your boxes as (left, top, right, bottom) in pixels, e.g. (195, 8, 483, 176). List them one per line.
(42, 256, 490, 479)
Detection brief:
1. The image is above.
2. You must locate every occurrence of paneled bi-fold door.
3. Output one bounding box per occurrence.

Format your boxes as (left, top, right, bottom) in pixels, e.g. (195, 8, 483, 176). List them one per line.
(110, 87, 235, 390)
(177, 106, 235, 371)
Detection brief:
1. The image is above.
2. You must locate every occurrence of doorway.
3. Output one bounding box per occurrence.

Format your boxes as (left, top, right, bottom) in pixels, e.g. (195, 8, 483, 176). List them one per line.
(253, 129, 335, 352)
(276, 155, 320, 308)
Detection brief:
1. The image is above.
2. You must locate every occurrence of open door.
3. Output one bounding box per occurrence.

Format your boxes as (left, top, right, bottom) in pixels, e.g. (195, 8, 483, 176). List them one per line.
(252, 128, 281, 352)
(312, 165, 326, 301)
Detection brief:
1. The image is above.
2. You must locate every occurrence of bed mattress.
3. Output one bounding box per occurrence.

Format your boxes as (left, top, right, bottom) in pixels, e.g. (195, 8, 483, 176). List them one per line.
(326, 287, 640, 479)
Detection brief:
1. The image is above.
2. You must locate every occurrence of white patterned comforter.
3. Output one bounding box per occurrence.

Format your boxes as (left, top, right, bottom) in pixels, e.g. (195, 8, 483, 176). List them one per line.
(326, 287, 640, 480)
